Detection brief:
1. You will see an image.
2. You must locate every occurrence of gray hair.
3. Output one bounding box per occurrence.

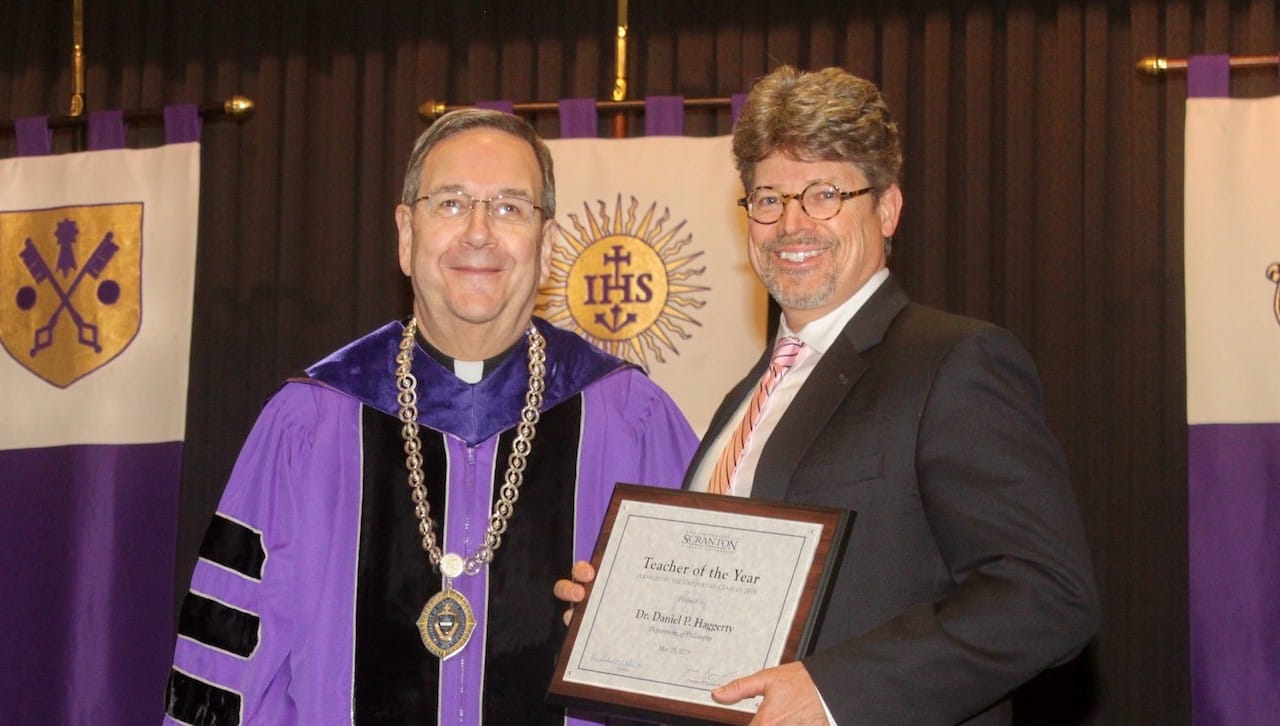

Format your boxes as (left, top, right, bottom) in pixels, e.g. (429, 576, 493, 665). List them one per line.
(401, 108, 556, 218)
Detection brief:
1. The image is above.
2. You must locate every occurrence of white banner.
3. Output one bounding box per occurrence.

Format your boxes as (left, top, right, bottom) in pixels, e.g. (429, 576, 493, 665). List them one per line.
(0, 139, 201, 723)
(1185, 96, 1280, 425)
(1185, 93, 1280, 725)
(542, 136, 767, 434)
(0, 143, 201, 448)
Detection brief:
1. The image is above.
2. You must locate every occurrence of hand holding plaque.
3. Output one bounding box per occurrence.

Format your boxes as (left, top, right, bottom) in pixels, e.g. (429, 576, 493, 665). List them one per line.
(548, 484, 851, 725)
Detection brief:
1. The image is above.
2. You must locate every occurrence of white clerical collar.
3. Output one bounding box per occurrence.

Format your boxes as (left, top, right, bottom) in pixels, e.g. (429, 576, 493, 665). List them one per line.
(779, 267, 890, 355)
(416, 330, 512, 384)
(453, 359, 484, 384)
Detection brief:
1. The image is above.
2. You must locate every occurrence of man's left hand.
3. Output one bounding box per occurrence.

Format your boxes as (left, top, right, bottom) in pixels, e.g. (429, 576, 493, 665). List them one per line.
(711, 661, 830, 725)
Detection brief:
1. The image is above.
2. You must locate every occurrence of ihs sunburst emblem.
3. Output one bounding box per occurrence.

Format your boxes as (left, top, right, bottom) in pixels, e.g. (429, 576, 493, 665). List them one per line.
(539, 195, 708, 369)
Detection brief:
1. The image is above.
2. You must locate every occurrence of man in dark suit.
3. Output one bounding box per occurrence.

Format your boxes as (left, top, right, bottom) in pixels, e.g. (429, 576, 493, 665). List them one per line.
(559, 65, 1098, 724)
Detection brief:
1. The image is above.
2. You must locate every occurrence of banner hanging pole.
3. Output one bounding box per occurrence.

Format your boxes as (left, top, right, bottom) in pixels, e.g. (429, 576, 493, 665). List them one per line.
(611, 0, 629, 138)
(416, 97, 734, 122)
(71, 0, 85, 116)
(0, 97, 254, 133)
(1137, 53, 1279, 76)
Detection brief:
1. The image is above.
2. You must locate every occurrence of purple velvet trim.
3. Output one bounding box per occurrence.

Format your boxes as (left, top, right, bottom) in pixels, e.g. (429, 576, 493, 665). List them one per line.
(15, 116, 51, 156)
(475, 100, 515, 114)
(559, 98, 598, 138)
(164, 104, 202, 144)
(1187, 55, 1230, 98)
(644, 95, 684, 136)
(0, 442, 182, 724)
(305, 318, 630, 445)
(88, 110, 126, 151)
(1189, 422, 1280, 724)
(730, 93, 747, 125)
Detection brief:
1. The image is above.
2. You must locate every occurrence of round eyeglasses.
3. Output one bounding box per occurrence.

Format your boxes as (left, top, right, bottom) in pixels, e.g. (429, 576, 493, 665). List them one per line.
(737, 182, 875, 224)
(413, 191, 544, 226)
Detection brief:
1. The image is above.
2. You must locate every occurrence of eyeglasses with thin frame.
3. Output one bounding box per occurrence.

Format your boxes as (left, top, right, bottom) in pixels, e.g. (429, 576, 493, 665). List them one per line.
(737, 182, 875, 225)
(412, 191, 544, 226)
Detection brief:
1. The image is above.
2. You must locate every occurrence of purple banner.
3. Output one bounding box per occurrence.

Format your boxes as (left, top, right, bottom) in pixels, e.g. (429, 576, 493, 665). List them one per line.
(0, 442, 183, 724)
(644, 95, 684, 136)
(15, 116, 51, 156)
(1187, 55, 1230, 98)
(163, 104, 202, 144)
(559, 98, 598, 138)
(730, 92, 747, 125)
(1188, 422, 1280, 725)
(88, 110, 126, 151)
(476, 99, 515, 114)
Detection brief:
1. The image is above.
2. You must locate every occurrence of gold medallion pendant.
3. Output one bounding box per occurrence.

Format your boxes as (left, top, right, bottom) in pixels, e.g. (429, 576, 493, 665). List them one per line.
(418, 588, 476, 659)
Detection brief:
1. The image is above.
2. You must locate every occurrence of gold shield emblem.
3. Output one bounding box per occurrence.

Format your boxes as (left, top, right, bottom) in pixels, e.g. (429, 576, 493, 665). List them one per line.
(0, 203, 142, 388)
(538, 195, 708, 369)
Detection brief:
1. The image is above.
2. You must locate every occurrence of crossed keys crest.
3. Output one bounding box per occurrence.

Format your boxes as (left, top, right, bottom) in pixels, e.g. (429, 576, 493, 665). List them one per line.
(19, 227, 119, 356)
(1, 205, 142, 388)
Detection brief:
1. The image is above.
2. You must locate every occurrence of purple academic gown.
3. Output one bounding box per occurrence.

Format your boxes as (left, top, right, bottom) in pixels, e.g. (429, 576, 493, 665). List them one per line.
(165, 319, 698, 725)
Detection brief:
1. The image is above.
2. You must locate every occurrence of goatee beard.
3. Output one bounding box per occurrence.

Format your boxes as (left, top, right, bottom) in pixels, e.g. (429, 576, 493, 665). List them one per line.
(758, 234, 836, 311)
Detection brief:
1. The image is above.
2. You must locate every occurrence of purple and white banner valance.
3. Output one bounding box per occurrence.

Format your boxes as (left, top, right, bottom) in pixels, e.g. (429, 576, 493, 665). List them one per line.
(1184, 56, 1280, 726)
(0, 111, 201, 723)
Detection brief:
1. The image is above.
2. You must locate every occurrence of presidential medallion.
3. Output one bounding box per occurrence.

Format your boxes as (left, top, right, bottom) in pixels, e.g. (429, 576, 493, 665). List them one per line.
(418, 588, 476, 659)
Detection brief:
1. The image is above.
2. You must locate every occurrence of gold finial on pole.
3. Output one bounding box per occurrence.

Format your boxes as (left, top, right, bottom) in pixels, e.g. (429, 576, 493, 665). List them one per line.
(223, 95, 255, 119)
(417, 100, 448, 121)
(1136, 56, 1170, 76)
(70, 0, 85, 116)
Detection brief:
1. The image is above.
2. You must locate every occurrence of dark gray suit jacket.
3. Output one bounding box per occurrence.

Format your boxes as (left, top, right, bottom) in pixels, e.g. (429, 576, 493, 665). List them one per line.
(683, 275, 1099, 725)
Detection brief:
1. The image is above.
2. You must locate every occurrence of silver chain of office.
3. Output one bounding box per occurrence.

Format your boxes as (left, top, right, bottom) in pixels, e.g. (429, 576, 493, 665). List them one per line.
(395, 317, 546, 577)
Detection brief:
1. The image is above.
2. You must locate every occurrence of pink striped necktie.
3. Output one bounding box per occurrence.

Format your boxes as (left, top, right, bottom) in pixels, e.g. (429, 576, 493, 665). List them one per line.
(708, 336, 805, 495)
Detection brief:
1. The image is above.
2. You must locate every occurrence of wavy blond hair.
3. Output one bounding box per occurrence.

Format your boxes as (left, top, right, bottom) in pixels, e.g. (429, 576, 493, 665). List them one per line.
(732, 66, 902, 194)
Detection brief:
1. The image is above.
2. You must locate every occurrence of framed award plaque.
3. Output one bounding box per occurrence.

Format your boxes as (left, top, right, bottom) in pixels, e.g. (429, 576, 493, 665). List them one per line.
(548, 484, 852, 725)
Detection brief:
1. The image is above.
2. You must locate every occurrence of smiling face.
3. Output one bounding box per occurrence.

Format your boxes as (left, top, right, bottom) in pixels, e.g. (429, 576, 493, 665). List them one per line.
(746, 154, 902, 331)
(395, 127, 554, 359)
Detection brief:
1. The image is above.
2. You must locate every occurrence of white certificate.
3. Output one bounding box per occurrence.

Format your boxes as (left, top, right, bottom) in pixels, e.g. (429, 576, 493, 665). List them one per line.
(549, 484, 851, 725)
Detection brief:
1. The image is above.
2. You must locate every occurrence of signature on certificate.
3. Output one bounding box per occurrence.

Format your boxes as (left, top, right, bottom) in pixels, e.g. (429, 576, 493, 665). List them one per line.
(680, 666, 737, 688)
(590, 653, 643, 673)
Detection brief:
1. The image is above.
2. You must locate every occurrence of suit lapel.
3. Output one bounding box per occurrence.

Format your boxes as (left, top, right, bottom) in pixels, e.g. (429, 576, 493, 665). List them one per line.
(751, 276, 911, 502)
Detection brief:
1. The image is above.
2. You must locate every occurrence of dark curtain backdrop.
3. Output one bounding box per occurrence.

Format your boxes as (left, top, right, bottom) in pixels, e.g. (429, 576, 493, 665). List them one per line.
(4, 1, 1278, 723)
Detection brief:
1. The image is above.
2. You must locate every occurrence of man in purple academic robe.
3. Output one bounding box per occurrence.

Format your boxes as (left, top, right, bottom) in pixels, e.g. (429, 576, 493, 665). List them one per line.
(164, 110, 698, 725)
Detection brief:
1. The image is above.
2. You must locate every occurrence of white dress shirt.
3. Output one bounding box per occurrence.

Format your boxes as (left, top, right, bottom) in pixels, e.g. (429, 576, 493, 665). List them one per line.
(689, 268, 890, 496)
